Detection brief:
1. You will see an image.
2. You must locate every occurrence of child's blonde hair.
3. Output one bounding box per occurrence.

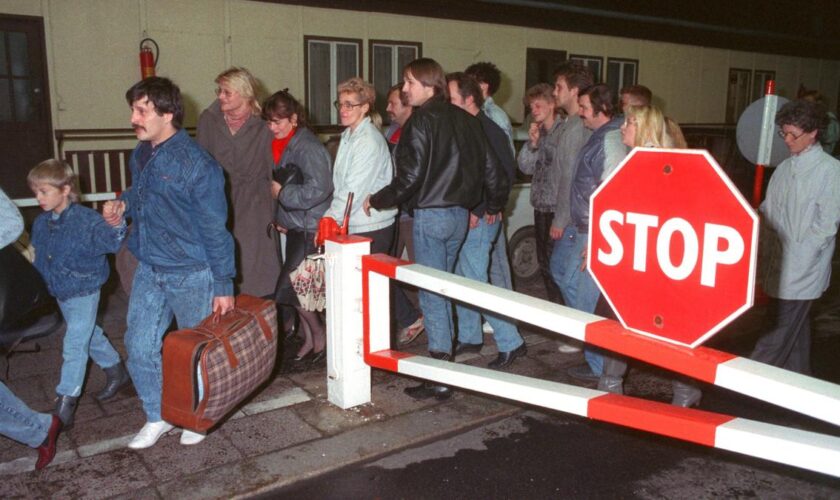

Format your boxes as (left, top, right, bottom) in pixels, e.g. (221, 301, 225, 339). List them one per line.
(27, 159, 80, 202)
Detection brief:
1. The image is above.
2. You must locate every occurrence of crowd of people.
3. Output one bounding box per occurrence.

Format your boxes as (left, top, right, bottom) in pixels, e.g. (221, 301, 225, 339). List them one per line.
(2, 55, 839, 469)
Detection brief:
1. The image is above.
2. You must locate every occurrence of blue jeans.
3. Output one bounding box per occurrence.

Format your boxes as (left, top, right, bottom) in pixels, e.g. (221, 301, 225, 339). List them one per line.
(56, 291, 121, 397)
(0, 382, 51, 448)
(488, 229, 513, 290)
(125, 262, 213, 421)
(550, 225, 603, 375)
(413, 207, 468, 355)
(455, 218, 523, 353)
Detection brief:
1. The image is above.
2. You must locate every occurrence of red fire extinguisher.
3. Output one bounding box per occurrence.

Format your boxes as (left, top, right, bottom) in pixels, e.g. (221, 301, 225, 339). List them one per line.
(139, 38, 159, 79)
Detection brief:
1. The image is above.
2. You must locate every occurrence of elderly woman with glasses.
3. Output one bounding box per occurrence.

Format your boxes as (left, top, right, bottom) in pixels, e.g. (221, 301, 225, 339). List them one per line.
(325, 77, 397, 253)
(197, 67, 280, 298)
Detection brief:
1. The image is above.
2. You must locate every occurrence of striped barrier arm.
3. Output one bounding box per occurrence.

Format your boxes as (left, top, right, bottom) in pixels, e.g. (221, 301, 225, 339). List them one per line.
(359, 253, 840, 478)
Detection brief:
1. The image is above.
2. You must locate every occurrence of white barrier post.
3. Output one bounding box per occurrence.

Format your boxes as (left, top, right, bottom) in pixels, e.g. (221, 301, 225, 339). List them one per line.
(325, 235, 371, 409)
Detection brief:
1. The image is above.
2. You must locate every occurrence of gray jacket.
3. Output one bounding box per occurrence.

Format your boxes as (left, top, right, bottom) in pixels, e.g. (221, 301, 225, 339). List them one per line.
(760, 144, 840, 299)
(275, 128, 334, 233)
(517, 115, 590, 230)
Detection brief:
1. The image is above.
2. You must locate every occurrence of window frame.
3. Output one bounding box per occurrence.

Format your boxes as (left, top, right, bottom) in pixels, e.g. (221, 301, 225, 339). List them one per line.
(303, 35, 363, 126)
(367, 39, 422, 123)
(606, 57, 639, 99)
(569, 54, 603, 83)
(752, 69, 776, 101)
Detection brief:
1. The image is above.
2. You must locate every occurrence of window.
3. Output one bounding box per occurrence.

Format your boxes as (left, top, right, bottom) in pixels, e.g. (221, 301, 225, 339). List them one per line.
(726, 68, 752, 124)
(606, 58, 638, 100)
(752, 70, 776, 101)
(524, 48, 567, 117)
(369, 40, 421, 122)
(569, 54, 603, 83)
(304, 36, 362, 125)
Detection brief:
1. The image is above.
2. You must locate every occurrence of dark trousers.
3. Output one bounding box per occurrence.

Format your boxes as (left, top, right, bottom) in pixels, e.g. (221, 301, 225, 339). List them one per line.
(387, 218, 421, 329)
(534, 210, 563, 304)
(751, 298, 812, 374)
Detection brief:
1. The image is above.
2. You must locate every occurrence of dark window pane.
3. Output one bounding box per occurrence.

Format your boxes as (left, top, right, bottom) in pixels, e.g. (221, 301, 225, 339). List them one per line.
(607, 61, 620, 97)
(0, 79, 11, 121)
(397, 46, 417, 72)
(308, 42, 331, 125)
(0, 33, 7, 77)
(336, 43, 357, 83)
(13, 78, 32, 121)
(373, 45, 392, 120)
(8, 32, 28, 77)
(622, 64, 636, 88)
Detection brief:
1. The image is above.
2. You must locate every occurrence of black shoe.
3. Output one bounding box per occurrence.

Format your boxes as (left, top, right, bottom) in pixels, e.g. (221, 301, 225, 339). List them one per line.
(309, 350, 326, 365)
(404, 381, 453, 400)
(454, 342, 483, 356)
(567, 364, 599, 382)
(488, 343, 527, 369)
(96, 362, 131, 401)
(54, 395, 78, 429)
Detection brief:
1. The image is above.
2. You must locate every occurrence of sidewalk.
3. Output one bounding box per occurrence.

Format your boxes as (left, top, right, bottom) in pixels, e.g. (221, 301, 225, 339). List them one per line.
(2, 273, 835, 498)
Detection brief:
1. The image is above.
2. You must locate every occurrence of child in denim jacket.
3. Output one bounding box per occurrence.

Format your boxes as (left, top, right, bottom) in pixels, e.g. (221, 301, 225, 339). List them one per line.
(29, 159, 131, 428)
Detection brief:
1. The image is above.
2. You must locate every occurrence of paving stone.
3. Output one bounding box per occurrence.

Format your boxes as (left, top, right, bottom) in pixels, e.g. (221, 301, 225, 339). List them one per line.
(69, 408, 148, 447)
(7, 448, 153, 499)
(138, 430, 243, 482)
(221, 408, 322, 457)
(0, 429, 74, 465)
(366, 374, 449, 417)
(247, 374, 298, 404)
(294, 397, 386, 435)
(7, 349, 64, 379)
(284, 365, 329, 398)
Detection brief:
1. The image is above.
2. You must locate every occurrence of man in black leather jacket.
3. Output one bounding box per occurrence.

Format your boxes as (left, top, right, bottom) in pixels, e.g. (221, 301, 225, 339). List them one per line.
(366, 58, 507, 400)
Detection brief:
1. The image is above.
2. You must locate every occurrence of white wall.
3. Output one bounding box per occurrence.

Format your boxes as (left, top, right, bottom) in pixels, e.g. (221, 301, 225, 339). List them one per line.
(2, 0, 839, 150)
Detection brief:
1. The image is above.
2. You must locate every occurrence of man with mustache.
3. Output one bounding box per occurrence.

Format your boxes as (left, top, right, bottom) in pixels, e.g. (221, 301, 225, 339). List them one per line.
(104, 77, 235, 449)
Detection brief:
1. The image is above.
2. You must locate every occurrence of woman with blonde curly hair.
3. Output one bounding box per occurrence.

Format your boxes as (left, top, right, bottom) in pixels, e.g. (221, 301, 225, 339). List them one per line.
(326, 77, 397, 252)
(197, 67, 280, 298)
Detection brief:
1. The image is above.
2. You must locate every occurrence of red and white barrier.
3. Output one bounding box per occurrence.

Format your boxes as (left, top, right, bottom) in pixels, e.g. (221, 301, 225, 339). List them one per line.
(324, 241, 840, 478)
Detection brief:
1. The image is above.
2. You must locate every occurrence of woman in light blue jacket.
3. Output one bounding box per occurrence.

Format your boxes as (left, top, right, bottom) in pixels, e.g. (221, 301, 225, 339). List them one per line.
(327, 78, 397, 253)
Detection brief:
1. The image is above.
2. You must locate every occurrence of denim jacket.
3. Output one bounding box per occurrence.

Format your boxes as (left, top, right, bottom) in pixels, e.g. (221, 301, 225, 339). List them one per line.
(122, 129, 235, 297)
(568, 118, 622, 229)
(32, 203, 125, 301)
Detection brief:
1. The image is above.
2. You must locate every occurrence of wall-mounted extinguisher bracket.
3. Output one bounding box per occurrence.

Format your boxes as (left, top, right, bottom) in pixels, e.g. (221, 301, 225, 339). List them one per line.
(139, 38, 159, 79)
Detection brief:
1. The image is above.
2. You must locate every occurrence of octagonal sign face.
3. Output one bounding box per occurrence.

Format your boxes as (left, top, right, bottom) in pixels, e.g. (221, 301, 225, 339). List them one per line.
(588, 148, 758, 348)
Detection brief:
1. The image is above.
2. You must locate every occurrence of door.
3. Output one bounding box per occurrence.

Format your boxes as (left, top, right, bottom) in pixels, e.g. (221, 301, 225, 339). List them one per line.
(0, 15, 52, 199)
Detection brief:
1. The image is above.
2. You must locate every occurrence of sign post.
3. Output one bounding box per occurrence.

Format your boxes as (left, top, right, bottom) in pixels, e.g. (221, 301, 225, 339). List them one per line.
(588, 148, 759, 347)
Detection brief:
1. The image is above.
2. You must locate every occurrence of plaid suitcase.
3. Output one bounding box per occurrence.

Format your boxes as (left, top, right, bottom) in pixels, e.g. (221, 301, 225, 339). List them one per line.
(162, 295, 277, 431)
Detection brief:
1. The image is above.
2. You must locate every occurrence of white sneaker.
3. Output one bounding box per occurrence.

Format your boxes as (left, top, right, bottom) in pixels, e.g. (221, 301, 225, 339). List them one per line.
(128, 421, 174, 449)
(557, 341, 582, 353)
(482, 322, 494, 334)
(180, 429, 206, 445)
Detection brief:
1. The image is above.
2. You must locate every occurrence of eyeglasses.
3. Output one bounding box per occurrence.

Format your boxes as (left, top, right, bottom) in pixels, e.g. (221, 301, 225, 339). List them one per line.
(334, 100, 364, 111)
(215, 88, 237, 98)
(777, 129, 806, 140)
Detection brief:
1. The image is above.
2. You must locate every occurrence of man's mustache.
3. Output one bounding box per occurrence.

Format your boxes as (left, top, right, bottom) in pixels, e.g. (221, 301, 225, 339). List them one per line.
(132, 124, 146, 132)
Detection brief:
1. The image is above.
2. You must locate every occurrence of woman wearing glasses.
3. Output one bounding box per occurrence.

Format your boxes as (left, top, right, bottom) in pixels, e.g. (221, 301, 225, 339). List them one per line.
(264, 90, 333, 365)
(197, 67, 280, 298)
(326, 78, 397, 253)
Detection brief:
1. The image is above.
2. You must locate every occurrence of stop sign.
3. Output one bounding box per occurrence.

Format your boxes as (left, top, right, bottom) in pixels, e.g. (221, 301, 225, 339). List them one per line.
(588, 148, 758, 347)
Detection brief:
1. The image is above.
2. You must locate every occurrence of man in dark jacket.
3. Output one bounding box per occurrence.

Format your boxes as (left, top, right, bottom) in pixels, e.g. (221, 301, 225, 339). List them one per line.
(446, 72, 523, 369)
(365, 58, 507, 399)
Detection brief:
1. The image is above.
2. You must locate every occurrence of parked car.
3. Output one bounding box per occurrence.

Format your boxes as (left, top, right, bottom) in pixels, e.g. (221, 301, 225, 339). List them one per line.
(504, 182, 538, 288)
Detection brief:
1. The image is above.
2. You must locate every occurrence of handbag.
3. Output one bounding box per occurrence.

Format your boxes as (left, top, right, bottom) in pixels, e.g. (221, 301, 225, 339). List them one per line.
(273, 162, 303, 186)
(289, 254, 326, 312)
(162, 295, 278, 431)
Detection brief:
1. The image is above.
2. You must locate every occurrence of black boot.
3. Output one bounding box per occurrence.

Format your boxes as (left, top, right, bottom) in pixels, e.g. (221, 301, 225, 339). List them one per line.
(404, 351, 453, 400)
(54, 395, 78, 429)
(96, 362, 131, 401)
